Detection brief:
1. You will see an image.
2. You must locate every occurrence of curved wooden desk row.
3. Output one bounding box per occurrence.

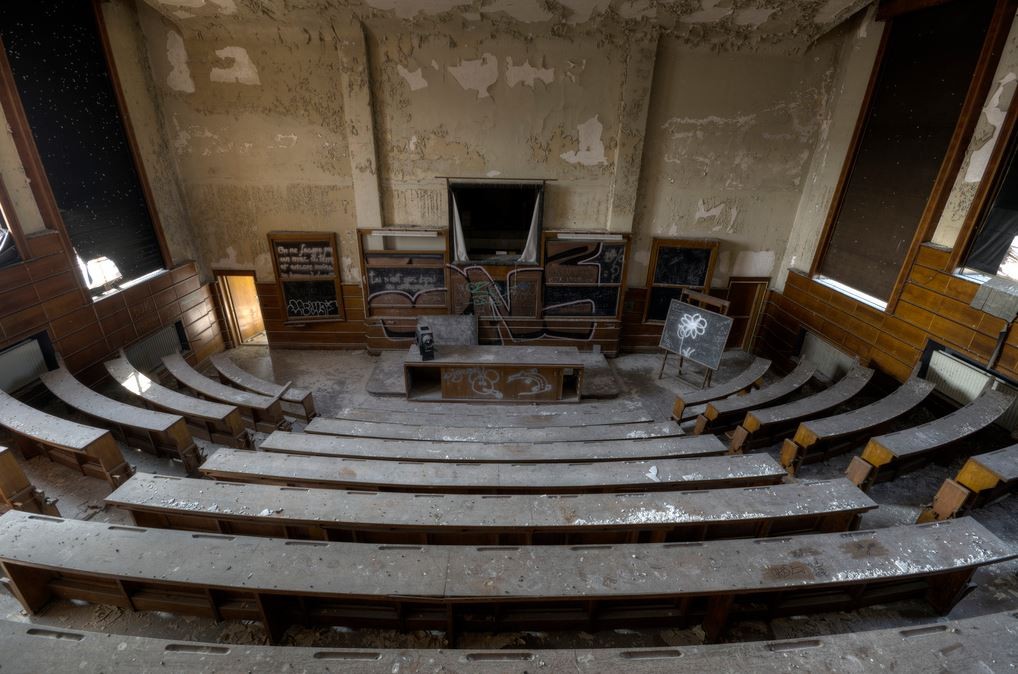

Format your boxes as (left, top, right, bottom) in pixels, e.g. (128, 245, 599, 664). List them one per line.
(40, 367, 203, 474)
(305, 417, 683, 444)
(210, 353, 317, 421)
(846, 388, 1014, 491)
(331, 406, 653, 429)
(919, 443, 1018, 523)
(4, 611, 1018, 673)
(105, 355, 249, 448)
(108, 474, 875, 545)
(694, 359, 818, 435)
(259, 431, 728, 464)
(672, 357, 771, 422)
(0, 447, 59, 516)
(0, 512, 1010, 643)
(161, 353, 290, 433)
(0, 389, 131, 489)
(199, 448, 787, 494)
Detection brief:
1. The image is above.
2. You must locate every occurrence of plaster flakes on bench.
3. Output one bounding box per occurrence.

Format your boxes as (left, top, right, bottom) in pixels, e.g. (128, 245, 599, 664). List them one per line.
(210, 47, 261, 86)
(165, 31, 195, 93)
(447, 54, 499, 99)
(560, 116, 608, 166)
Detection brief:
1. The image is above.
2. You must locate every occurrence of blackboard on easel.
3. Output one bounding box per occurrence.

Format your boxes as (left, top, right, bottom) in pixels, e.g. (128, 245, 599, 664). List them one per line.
(659, 300, 732, 372)
(644, 239, 719, 322)
(269, 231, 344, 322)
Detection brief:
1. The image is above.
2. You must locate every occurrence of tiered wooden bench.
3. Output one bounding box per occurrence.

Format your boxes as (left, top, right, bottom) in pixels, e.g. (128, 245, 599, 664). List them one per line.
(332, 406, 652, 428)
(162, 353, 289, 433)
(366, 396, 649, 417)
(210, 353, 316, 421)
(0, 511, 1010, 643)
(200, 447, 786, 493)
(672, 357, 771, 421)
(846, 388, 1014, 491)
(260, 430, 728, 463)
(305, 417, 682, 443)
(779, 377, 936, 474)
(918, 443, 1018, 522)
(0, 447, 59, 516)
(0, 390, 131, 488)
(4, 611, 1017, 672)
(105, 354, 248, 448)
(108, 473, 874, 545)
(693, 360, 816, 435)
(40, 367, 203, 474)
(729, 366, 874, 453)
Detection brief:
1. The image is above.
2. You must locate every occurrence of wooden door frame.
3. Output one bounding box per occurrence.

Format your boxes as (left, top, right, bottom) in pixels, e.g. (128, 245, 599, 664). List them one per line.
(212, 269, 261, 349)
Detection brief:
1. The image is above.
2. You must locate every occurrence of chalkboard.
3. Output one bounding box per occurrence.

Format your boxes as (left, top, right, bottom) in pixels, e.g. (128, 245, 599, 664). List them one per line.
(659, 300, 732, 371)
(367, 267, 446, 298)
(645, 286, 686, 322)
(274, 240, 334, 277)
(283, 281, 340, 319)
(544, 285, 620, 317)
(652, 246, 712, 286)
(545, 241, 626, 285)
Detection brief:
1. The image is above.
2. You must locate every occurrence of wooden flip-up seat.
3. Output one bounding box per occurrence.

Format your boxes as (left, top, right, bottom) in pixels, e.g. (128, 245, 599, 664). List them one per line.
(0, 390, 131, 488)
(672, 357, 771, 421)
(0, 511, 1010, 643)
(729, 366, 874, 453)
(210, 352, 316, 421)
(3, 611, 1017, 672)
(917, 443, 1018, 522)
(162, 353, 289, 433)
(779, 377, 935, 475)
(0, 447, 59, 516)
(846, 388, 1014, 491)
(304, 417, 683, 443)
(331, 406, 652, 428)
(40, 367, 203, 474)
(693, 360, 816, 435)
(259, 430, 727, 463)
(200, 447, 786, 493)
(104, 354, 248, 448)
(108, 473, 874, 545)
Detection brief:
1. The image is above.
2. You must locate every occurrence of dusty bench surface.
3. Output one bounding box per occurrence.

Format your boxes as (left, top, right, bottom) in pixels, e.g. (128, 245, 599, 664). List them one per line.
(673, 357, 771, 420)
(365, 396, 649, 416)
(3, 612, 1017, 673)
(200, 447, 786, 493)
(696, 360, 816, 432)
(918, 443, 1018, 523)
(40, 367, 181, 433)
(105, 356, 237, 423)
(305, 417, 682, 443)
(109, 473, 874, 539)
(259, 431, 727, 463)
(0, 511, 1010, 640)
(0, 389, 107, 449)
(964, 443, 1018, 483)
(163, 353, 280, 411)
(405, 345, 585, 367)
(332, 406, 653, 428)
(210, 353, 311, 405)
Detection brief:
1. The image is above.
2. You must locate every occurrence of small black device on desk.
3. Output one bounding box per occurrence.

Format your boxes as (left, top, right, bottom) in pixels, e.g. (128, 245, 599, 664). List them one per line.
(415, 324, 435, 361)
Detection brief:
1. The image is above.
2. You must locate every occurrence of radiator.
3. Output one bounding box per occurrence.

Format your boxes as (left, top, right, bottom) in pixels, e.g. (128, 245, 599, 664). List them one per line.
(125, 323, 186, 373)
(927, 350, 1018, 432)
(800, 332, 856, 383)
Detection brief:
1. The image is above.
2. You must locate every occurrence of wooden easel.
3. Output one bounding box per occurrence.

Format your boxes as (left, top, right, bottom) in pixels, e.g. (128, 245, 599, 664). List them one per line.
(658, 289, 731, 388)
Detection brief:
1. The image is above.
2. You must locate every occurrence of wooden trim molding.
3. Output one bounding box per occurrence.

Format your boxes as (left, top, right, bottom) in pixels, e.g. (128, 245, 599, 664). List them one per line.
(885, 0, 1018, 308)
(90, 0, 172, 270)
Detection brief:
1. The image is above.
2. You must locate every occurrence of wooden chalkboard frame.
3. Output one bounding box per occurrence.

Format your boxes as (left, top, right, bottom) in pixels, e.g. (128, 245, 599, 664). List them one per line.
(268, 231, 345, 323)
(643, 238, 720, 324)
(357, 228, 450, 318)
(540, 231, 631, 320)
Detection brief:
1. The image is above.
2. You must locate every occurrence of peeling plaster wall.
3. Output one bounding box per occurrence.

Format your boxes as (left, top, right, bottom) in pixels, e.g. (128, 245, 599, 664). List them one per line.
(100, 0, 198, 266)
(932, 12, 1018, 250)
(366, 18, 631, 230)
(629, 29, 847, 287)
(778, 8, 883, 291)
(133, 6, 356, 282)
(0, 102, 46, 236)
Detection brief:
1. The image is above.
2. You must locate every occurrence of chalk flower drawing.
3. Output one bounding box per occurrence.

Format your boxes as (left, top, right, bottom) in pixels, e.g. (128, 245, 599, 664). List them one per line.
(676, 312, 708, 358)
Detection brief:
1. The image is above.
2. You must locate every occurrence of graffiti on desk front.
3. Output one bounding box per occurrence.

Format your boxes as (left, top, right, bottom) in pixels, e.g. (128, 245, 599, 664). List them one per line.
(506, 369, 552, 396)
(287, 298, 338, 317)
(443, 367, 503, 399)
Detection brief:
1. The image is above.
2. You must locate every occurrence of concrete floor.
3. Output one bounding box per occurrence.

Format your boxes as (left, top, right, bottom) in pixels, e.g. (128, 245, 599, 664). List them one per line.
(2, 346, 1017, 650)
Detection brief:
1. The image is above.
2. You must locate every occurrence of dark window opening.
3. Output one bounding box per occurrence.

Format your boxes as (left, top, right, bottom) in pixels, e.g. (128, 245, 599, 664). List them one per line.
(816, 0, 998, 303)
(450, 181, 543, 263)
(0, 199, 20, 269)
(0, 1, 163, 296)
(964, 122, 1018, 279)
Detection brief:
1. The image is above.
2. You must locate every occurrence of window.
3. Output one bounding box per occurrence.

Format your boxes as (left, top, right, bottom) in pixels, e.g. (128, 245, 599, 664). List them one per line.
(449, 181, 543, 263)
(814, 0, 999, 304)
(0, 1, 164, 295)
(0, 182, 21, 269)
(962, 112, 1018, 280)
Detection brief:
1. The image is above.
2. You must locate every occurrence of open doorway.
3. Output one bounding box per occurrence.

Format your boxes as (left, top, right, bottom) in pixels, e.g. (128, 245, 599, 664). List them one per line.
(214, 270, 266, 347)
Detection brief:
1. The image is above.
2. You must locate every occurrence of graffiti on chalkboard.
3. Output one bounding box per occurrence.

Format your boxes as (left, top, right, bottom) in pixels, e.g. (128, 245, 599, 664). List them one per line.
(287, 298, 338, 318)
